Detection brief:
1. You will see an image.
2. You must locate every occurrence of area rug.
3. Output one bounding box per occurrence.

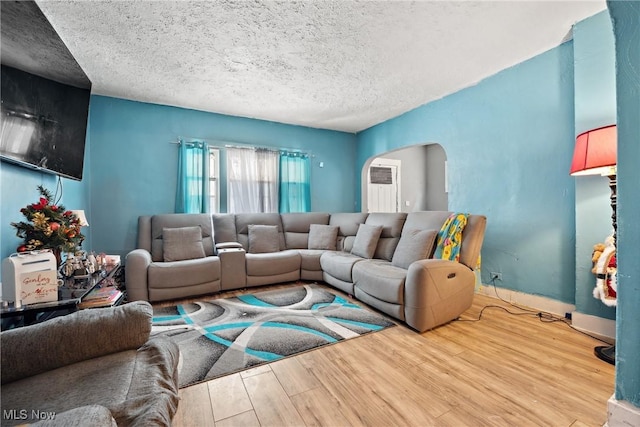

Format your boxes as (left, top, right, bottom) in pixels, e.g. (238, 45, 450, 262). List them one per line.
(151, 284, 396, 388)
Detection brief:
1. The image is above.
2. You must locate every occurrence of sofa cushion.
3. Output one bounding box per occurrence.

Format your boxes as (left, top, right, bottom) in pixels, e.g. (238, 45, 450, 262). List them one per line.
(1, 350, 137, 426)
(248, 225, 280, 254)
(298, 249, 326, 272)
(162, 226, 206, 262)
(320, 251, 365, 283)
(281, 212, 330, 249)
(245, 250, 301, 276)
(1, 301, 152, 384)
(351, 224, 383, 259)
(392, 229, 438, 269)
(1, 338, 179, 427)
(235, 213, 286, 251)
(329, 212, 369, 251)
(353, 260, 406, 305)
(308, 224, 339, 250)
(148, 257, 221, 289)
(365, 212, 407, 261)
(212, 214, 238, 244)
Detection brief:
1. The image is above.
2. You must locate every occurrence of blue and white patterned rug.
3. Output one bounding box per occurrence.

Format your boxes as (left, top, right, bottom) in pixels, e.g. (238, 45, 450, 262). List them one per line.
(152, 284, 395, 388)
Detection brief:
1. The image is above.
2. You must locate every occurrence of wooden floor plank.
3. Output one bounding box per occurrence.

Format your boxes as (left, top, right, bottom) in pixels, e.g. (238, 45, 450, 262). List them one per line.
(290, 386, 355, 427)
(243, 371, 306, 427)
(270, 356, 321, 397)
(169, 287, 614, 427)
(172, 381, 215, 427)
(216, 410, 261, 427)
(208, 373, 253, 422)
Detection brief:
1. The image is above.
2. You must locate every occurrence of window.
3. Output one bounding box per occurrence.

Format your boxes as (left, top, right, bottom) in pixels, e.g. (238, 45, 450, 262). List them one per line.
(209, 149, 220, 213)
(227, 147, 279, 213)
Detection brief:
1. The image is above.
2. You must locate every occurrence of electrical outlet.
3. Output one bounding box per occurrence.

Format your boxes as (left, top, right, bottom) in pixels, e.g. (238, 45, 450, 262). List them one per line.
(490, 271, 502, 281)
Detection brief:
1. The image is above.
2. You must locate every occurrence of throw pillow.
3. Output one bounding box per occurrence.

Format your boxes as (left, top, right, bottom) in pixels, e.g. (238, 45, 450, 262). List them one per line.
(248, 225, 280, 254)
(351, 224, 383, 259)
(308, 224, 339, 250)
(162, 226, 206, 262)
(392, 229, 438, 269)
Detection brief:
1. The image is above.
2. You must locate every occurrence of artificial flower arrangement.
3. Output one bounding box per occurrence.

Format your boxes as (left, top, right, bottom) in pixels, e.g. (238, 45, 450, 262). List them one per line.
(11, 186, 85, 258)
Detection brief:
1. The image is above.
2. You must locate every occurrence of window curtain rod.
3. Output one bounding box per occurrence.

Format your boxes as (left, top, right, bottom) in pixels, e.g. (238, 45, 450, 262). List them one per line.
(169, 137, 208, 148)
(169, 138, 312, 157)
(224, 144, 311, 157)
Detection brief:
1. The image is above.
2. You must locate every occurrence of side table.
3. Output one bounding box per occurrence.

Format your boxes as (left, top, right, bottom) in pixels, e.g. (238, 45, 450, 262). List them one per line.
(1, 263, 124, 330)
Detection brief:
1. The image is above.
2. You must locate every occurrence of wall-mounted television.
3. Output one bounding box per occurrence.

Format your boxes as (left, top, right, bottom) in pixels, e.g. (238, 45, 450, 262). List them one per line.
(0, 1, 91, 181)
(1, 65, 91, 180)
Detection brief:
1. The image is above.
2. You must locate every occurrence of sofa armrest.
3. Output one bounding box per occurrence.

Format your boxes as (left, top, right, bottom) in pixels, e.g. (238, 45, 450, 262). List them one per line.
(1, 301, 153, 384)
(215, 241, 244, 254)
(125, 249, 152, 301)
(218, 248, 247, 290)
(403, 259, 475, 332)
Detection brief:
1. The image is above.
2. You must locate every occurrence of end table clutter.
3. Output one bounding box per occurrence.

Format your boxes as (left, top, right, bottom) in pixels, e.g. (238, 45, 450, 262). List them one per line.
(1, 250, 124, 330)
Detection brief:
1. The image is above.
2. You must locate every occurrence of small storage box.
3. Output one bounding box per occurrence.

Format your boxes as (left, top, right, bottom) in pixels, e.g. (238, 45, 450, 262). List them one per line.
(2, 251, 58, 305)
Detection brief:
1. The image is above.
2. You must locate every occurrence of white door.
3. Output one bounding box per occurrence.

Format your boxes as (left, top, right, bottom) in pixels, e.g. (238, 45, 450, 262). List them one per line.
(367, 158, 401, 212)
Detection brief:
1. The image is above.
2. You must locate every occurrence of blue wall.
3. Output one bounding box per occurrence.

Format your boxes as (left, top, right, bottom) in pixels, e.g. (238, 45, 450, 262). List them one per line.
(1, 138, 91, 277)
(357, 43, 577, 303)
(87, 96, 357, 258)
(609, 0, 640, 409)
(573, 11, 617, 320)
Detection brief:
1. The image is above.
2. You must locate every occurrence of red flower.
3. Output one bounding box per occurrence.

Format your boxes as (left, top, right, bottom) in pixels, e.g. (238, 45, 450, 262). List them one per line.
(31, 197, 49, 210)
(63, 211, 72, 217)
(50, 222, 60, 231)
(51, 205, 58, 211)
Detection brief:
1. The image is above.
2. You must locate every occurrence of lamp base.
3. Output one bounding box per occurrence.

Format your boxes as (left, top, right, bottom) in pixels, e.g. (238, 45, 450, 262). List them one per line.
(594, 344, 615, 365)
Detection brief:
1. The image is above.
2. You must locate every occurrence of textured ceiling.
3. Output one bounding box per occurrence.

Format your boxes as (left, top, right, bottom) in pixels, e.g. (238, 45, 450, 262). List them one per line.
(0, 1, 90, 88)
(34, 0, 606, 133)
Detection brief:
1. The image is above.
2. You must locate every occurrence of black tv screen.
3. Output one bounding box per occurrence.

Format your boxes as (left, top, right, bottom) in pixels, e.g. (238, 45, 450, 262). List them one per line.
(1, 65, 90, 181)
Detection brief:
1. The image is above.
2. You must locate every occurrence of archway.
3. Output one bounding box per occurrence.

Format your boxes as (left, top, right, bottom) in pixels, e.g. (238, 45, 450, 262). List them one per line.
(361, 143, 447, 213)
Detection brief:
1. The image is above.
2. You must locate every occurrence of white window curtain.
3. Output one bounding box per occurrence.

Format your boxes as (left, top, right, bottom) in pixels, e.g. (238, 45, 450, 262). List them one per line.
(227, 147, 279, 213)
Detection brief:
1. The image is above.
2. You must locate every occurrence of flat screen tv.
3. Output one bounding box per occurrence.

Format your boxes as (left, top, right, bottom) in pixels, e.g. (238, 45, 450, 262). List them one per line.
(1, 65, 91, 180)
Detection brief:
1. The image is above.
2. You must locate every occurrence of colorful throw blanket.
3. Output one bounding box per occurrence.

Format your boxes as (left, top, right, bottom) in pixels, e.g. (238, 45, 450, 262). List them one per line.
(434, 213, 469, 262)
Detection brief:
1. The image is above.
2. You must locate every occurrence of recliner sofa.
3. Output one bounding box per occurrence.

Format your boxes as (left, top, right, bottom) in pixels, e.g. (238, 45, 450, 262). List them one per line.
(126, 211, 486, 332)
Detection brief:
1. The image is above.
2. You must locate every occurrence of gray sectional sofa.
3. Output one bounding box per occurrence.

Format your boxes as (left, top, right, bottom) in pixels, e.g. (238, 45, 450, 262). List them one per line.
(126, 211, 486, 332)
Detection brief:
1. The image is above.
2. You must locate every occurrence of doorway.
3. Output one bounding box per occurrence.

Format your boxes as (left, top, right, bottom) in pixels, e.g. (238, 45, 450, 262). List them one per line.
(367, 158, 401, 212)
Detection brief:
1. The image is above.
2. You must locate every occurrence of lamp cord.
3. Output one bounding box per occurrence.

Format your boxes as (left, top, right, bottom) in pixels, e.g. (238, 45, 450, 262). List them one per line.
(456, 277, 611, 345)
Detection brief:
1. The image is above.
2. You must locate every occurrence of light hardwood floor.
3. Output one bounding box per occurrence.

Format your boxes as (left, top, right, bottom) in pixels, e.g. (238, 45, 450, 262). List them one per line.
(164, 285, 614, 427)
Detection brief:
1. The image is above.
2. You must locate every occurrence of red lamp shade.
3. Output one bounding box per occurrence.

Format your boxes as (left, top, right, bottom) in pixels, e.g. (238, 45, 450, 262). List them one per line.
(570, 125, 617, 176)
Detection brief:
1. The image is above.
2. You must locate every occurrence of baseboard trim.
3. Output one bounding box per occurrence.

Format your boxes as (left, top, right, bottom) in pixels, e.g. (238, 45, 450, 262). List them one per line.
(476, 284, 616, 341)
(571, 312, 616, 342)
(475, 284, 575, 318)
(605, 395, 640, 427)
